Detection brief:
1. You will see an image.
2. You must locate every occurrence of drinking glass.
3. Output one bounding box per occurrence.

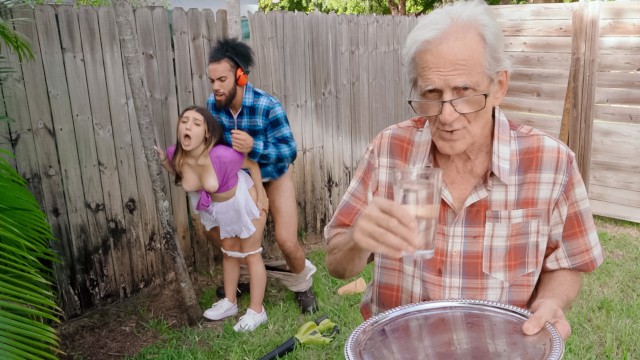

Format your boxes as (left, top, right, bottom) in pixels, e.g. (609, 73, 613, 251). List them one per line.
(393, 167, 442, 258)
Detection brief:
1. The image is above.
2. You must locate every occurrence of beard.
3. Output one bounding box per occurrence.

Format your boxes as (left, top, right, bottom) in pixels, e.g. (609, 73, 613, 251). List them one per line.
(215, 85, 237, 109)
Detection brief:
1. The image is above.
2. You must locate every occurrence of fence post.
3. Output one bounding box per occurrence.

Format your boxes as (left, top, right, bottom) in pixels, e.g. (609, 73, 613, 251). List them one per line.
(562, 2, 600, 190)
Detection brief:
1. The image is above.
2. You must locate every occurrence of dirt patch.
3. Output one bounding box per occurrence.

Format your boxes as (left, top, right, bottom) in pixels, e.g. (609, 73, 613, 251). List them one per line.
(58, 235, 325, 359)
(59, 281, 192, 359)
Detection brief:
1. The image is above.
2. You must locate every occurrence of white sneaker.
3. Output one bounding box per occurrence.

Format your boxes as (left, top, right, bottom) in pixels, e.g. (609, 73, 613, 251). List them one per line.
(233, 307, 267, 332)
(203, 298, 238, 321)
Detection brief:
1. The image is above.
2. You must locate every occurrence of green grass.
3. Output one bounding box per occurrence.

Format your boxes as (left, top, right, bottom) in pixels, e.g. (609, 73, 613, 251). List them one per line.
(563, 217, 640, 360)
(129, 217, 639, 359)
(130, 250, 373, 360)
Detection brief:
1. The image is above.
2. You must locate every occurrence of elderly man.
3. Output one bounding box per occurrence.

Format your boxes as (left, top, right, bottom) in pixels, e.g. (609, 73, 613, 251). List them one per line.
(325, 0, 604, 340)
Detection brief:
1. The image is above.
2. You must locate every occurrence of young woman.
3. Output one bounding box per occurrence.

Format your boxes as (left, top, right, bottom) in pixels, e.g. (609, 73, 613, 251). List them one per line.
(155, 105, 269, 332)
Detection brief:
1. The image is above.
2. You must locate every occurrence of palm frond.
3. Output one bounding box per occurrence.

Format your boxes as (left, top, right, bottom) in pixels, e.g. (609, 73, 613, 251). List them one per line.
(0, 149, 61, 358)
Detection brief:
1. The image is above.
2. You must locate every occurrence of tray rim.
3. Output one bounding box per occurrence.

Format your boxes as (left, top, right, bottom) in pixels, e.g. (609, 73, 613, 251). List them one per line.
(344, 298, 564, 360)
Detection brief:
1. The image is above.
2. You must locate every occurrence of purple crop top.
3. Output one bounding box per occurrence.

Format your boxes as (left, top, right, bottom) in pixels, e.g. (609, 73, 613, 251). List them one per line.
(166, 144, 245, 210)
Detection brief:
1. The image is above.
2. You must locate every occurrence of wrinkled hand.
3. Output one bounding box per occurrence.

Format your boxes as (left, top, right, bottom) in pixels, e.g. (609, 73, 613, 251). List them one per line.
(153, 145, 166, 162)
(523, 299, 572, 340)
(231, 130, 254, 154)
(351, 196, 419, 258)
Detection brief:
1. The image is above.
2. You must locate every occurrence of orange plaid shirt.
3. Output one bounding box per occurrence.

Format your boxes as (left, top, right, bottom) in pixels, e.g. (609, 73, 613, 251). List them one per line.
(324, 107, 604, 319)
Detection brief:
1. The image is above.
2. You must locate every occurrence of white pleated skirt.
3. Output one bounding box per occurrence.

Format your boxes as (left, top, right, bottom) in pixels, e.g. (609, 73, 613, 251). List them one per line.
(189, 170, 260, 239)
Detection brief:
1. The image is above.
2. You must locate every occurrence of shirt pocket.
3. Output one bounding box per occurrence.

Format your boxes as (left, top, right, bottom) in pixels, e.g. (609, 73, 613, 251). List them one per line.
(483, 209, 546, 284)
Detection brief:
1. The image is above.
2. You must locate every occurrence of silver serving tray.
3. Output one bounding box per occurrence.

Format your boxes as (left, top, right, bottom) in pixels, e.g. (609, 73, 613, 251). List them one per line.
(345, 299, 564, 360)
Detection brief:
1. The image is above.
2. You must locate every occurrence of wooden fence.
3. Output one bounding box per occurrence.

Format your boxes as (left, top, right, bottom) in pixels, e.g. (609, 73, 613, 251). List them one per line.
(0, 2, 638, 317)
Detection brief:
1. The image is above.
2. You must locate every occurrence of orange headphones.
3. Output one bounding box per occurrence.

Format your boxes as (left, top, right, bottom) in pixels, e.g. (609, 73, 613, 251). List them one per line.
(228, 54, 249, 86)
(235, 67, 248, 86)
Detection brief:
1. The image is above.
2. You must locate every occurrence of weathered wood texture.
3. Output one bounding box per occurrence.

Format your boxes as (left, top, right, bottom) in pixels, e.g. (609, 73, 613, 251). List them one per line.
(3, 2, 638, 317)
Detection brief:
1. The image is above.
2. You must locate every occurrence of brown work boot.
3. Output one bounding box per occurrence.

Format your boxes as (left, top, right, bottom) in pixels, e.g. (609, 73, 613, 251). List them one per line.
(295, 288, 318, 314)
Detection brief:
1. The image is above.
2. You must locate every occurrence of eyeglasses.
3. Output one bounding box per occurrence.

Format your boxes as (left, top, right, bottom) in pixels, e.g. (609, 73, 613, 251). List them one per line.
(407, 93, 490, 117)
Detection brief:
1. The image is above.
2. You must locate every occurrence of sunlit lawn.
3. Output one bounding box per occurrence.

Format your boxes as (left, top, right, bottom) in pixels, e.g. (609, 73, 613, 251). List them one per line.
(130, 217, 639, 359)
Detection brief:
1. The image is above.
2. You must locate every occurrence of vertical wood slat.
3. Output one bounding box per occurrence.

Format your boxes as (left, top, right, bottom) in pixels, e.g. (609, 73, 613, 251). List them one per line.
(119, 12, 165, 285)
(172, 8, 194, 110)
(37, 5, 106, 312)
(568, 2, 599, 190)
(169, 8, 205, 269)
(187, 8, 208, 107)
(13, 7, 79, 317)
(335, 14, 352, 209)
(247, 11, 262, 87)
(188, 5, 216, 271)
(151, 7, 195, 272)
(77, 6, 135, 299)
(58, 5, 118, 303)
(2, 42, 36, 177)
(97, 6, 151, 292)
(307, 12, 322, 231)
(282, 11, 306, 239)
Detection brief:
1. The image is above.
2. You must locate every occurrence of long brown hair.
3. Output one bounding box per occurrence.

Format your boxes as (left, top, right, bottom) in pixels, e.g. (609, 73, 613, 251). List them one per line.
(172, 105, 223, 185)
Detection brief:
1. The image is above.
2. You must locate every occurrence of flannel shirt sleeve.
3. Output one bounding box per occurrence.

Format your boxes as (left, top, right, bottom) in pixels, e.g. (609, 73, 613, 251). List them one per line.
(544, 153, 605, 272)
(324, 138, 379, 243)
(248, 102, 297, 165)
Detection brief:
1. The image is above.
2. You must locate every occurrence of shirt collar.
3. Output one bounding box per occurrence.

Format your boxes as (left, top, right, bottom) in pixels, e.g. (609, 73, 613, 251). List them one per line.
(242, 82, 254, 108)
(491, 106, 511, 184)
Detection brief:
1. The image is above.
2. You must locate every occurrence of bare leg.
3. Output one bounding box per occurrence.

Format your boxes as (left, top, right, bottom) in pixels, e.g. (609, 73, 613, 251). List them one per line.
(245, 252, 266, 313)
(244, 185, 268, 313)
(220, 237, 241, 304)
(265, 166, 306, 274)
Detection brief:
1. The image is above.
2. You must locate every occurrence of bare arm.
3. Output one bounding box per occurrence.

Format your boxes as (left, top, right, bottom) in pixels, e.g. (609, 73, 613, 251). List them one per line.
(326, 197, 418, 279)
(523, 269, 583, 340)
(242, 156, 268, 212)
(154, 145, 175, 175)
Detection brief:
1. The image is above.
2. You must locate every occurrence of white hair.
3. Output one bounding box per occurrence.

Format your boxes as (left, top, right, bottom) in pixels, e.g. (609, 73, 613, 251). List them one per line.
(403, 0, 511, 85)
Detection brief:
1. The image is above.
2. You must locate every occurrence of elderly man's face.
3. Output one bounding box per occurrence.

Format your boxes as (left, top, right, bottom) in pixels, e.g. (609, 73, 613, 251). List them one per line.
(413, 26, 508, 156)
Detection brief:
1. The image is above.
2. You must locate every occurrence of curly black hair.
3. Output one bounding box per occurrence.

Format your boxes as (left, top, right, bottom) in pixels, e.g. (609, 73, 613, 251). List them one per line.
(208, 38, 254, 72)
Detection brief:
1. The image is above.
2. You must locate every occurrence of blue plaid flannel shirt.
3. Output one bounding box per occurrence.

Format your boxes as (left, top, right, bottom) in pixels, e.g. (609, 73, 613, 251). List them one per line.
(207, 82, 297, 181)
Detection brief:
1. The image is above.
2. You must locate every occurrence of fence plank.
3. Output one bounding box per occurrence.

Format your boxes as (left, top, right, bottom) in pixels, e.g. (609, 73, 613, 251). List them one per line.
(59, 5, 120, 302)
(499, 19, 573, 37)
(599, 19, 640, 37)
(354, 16, 371, 158)
(187, 7, 215, 270)
(13, 7, 79, 317)
(336, 14, 353, 201)
(594, 104, 640, 125)
(97, 6, 153, 294)
(599, 36, 640, 54)
(2, 47, 35, 173)
(504, 36, 572, 53)
(282, 11, 307, 239)
(600, 2, 640, 19)
(152, 7, 196, 272)
(187, 8, 208, 106)
(510, 68, 571, 87)
(78, 6, 135, 299)
(590, 199, 640, 224)
(37, 5, 108, 312)
(508, 52, 572, 69)
(492, 3, 575, 21)
(133, 7, 176, 278)
(172, 8, 194, 110)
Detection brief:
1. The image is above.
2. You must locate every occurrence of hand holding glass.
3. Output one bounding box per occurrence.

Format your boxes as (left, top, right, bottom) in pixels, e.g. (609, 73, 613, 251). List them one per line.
(393, 167, 442, 258)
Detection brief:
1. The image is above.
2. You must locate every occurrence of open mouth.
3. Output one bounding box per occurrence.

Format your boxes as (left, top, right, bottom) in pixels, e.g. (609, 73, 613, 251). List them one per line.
(182, 134, 192, 147)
